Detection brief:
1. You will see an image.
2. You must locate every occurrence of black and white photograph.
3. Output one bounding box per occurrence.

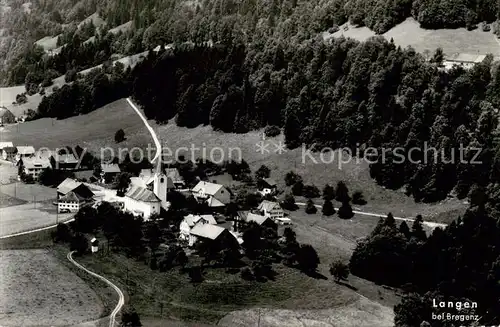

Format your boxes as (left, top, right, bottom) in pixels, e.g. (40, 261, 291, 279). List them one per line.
(0, 0, 499, 326)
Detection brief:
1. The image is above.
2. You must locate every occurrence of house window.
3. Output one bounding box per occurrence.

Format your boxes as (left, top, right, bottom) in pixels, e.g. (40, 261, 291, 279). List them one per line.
(160, 177, 164, 183)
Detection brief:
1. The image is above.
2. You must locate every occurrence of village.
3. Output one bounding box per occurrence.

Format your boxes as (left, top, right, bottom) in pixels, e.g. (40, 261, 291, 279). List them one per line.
(0, 137, 303, 256)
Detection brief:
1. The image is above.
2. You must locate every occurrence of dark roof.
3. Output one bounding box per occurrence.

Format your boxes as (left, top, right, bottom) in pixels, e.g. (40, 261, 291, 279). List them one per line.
(59, 191, 85, 202)
(101, 163, 121, 173)
(52, 153, 79, 164)
(262, 178, 277, 187)
(125, 185, 161, 202)
(2, 146, 17, 153)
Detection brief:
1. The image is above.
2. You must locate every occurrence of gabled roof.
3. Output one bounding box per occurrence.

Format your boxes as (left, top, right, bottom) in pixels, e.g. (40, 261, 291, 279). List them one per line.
(165, 168, 183, 182)
(125, 185, 161, 202)
(0, 107, 14, 117)
(190, 224, 227, 240)
(16, 146, 35, 155)
(57, 178, 83, 195)
(262, 178, 277, 187)
(258, 200, 281, 212)
(59, 191, 85, 202)
(2, 146, 16, 153)
(206, 196, 226, 207)
(52, 153, 78, 164)
(101, 163, 121, 173)
(192, 181, 223, 196)
(245, 212, 272, 225)
(0, 142, 13, 149)
(183, 214, 217, 227)
(22, 156, 51, 169)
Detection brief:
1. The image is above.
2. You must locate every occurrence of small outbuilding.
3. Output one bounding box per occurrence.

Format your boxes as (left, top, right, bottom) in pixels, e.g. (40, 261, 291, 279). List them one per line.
(90, 237, 99, 253)
(0, 107, 16, 124)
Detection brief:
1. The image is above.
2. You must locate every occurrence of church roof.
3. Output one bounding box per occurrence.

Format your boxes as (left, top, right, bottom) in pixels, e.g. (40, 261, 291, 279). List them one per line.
(125, 185, 161, 202)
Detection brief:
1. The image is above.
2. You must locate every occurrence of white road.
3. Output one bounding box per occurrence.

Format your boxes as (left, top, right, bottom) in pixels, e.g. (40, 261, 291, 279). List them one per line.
(295, 202, 447, 229)
(67, 251, 125, 327)
(126, 97, 161, 164)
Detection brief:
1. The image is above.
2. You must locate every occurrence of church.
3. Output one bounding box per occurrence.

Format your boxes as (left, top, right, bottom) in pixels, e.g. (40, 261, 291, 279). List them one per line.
(123, 161, 171, 220)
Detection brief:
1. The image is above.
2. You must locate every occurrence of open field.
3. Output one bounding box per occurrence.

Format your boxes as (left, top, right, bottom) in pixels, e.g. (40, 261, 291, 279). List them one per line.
(327, 17, 500, 56)
(219, 295, 393, 327)
(0, 182, 73, 237)
(0, 192, 26, 208)
(0, 99, 152, 154)
(0, 182, 56, 202)
(78, 251, 395, 326)
(153, 120, 467, 222)
(0, 249, 103, 326)
(0, 77, 65, 117)
(35, 35, 60, 51)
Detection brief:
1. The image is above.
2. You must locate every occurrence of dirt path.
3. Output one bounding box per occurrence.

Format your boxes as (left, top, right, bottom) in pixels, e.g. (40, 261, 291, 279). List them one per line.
(295, 202, 447, 229)
(67, 251, 125, 327)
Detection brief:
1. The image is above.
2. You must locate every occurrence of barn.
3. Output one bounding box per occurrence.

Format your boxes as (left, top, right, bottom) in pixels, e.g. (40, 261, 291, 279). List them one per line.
(0, 107, 15, 124)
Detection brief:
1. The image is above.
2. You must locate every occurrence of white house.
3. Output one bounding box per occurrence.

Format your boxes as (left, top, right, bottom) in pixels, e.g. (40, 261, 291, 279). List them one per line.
(165, 168, 185, 188)
(257, 200, 284, 220)
(179, 214, 217, 242)
(20, 156, 51, 179)
(15, 146, 35, 161)
(188, 223, 237, 248)
(191, 181, 230, 208)
(123, 185, 161, 220)
(58, 191, 88, 213)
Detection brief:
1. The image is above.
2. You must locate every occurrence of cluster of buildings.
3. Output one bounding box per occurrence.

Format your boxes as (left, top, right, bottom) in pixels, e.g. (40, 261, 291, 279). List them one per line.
(53, 160, 291, 249)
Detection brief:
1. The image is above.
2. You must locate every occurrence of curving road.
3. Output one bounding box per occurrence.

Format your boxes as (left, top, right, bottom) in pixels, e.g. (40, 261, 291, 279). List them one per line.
(126, 97, 161, 164)
(295, 202, 447, 229)
(67, 251, 125, 327)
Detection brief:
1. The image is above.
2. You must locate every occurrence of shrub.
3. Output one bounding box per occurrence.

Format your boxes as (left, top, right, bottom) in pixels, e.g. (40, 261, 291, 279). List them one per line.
(241, 267, 254, 280)
(281, 193, 297, 210)
(292, 180, 303, 196)
(305, 199, 317, 214)
(264, 125, 281, 137)
(284, 171, 302, 186)
(115, 129, 126, 143)
(337, 201, 354, 219)
(322, 199, 335, 216)
(352, 191, 367, 205)
(302, 184, 320, 198)
(329, 260, 350, 282)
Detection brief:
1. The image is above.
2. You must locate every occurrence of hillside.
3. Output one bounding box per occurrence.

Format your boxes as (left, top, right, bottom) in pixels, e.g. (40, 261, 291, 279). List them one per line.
(328, 17, 500, 56)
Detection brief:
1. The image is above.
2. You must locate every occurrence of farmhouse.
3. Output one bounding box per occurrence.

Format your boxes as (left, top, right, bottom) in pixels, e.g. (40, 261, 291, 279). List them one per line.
(15, 146, 35, 161)
(0, 142, 13, 150)
(20, 156, 51, 179)
(179, 214, 217, 242)
(58, 191, 92, 213)
(188, 223, 238, 249)
(0, 107, 15, 124)
(165, 167, 185, 188)
(191, 181, 230, 208)
(0, 142, 14, 160)
(258, 178, 277, 195)
(245, 212, 278, 230)
(2, 146, 16, 161)
(257, 200, 284, 220)
(100, 163, 121, 183)
(442, 53, 496, 70)
(123, 185, 161, 220)
(50, 153, 79, 170)
(57, 178, 94, 200)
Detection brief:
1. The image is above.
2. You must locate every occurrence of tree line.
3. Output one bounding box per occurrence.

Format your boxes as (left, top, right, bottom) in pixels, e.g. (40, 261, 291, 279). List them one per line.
(351, 190, 500, 326)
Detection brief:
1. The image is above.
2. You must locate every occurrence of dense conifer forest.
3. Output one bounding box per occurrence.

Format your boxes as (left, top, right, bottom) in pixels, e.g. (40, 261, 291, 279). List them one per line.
(4, 1, 500, 325)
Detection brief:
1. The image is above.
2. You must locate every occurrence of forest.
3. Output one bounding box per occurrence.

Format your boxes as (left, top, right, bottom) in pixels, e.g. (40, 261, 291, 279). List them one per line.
(4, 0, 500, 84)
